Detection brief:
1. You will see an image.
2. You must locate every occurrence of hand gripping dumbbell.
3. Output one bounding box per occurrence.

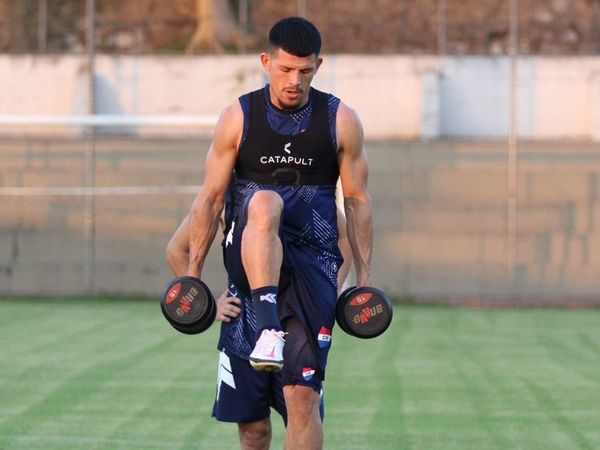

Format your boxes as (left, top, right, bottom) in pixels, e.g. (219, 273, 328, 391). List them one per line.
(335, 286, 393, 339)
(160, 276, 216, 335)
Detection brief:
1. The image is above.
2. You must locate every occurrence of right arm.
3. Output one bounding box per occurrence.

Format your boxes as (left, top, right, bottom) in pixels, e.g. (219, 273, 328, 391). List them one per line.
(187, 102, 243, 278)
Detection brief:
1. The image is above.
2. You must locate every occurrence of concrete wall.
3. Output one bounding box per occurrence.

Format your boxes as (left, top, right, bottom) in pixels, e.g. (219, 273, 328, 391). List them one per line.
(0, 54, 433, 139)
(4, 137, 600, 303)
(439, 56, 600, 140)
(4, 54, 600, 140)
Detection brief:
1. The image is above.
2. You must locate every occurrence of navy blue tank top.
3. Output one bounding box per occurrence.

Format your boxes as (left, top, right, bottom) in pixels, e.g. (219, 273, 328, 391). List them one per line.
(236, 86, 340, 186)
(218, 86, 343, 359)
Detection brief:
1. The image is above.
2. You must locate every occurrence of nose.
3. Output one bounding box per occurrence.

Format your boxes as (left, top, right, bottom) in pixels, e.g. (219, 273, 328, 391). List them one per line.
(288, 70, 300, 87)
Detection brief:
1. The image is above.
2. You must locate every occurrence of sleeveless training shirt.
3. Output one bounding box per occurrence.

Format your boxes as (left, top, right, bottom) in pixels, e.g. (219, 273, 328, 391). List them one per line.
(235, 86, 339, 186)
(218, 86, 342, 360)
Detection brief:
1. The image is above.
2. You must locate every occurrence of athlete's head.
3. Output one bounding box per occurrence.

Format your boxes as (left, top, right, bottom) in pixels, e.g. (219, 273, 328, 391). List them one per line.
(261, 17, 323, 111)
(268, 17, 322, 57)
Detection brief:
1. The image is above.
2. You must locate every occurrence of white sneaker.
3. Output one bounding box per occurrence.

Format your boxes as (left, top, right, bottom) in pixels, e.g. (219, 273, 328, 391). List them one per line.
(249, 329, 286, 372)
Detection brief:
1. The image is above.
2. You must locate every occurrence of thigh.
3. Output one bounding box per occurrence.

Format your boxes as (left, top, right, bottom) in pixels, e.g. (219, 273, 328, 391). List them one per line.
(281, 317, 323, 392)
(223, 189, 287, 297)
(280, 317, 326, 420)
(222, 194, 252, 297)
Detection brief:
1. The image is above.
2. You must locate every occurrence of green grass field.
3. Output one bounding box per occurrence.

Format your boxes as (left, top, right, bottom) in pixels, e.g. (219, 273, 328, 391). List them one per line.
(0, 298, 599, 450)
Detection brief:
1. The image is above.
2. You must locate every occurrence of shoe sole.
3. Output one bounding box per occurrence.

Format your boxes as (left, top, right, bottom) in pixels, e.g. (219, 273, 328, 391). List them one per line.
(249, 359, 284, 372)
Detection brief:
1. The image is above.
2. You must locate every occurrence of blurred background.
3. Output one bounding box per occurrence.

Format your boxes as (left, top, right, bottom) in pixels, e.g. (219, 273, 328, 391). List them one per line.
(2, 0, 600, 304)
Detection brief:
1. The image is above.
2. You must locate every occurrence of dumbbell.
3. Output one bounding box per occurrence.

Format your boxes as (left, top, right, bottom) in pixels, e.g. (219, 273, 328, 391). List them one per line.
(160, 276, 216, 335)
(335, 286, 393, 339)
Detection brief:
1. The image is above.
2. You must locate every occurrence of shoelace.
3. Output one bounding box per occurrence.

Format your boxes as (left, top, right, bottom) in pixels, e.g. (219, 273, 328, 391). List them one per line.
(254, 330, 287, 352)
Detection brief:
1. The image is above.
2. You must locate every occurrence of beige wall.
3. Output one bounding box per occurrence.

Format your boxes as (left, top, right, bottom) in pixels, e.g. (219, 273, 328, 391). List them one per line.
(3, 138, 600, 302)
(1, 55, 600, 140)
(0, 54, 433, 139)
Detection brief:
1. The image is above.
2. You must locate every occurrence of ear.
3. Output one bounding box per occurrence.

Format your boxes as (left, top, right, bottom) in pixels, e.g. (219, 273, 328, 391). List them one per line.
(260, 52, 271, 71)
(315, 56, 323, 72)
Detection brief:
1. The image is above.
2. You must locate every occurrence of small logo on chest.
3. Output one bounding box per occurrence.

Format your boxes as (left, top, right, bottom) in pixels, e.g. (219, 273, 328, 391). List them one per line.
(259, 141, 314, 166)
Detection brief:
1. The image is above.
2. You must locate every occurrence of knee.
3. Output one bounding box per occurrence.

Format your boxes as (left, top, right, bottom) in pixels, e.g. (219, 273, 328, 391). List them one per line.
(247, 191, 283, 228)
(284, 385, 320, 425)
(238, 420, 271, 450)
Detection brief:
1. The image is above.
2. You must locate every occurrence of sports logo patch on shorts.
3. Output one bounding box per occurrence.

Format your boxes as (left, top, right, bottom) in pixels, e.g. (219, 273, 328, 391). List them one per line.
(302, 367, 315, 381)
(317, 327, 331, 348)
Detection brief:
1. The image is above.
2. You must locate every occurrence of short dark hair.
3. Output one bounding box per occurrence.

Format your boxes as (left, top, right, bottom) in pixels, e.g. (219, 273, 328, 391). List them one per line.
(268, 17, 322, 57)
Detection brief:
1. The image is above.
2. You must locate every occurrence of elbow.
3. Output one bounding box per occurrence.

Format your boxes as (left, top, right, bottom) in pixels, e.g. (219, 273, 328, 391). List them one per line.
(165, 229, 190, 276)
(192, 190, 226, 220)
(165, 236, 177, 266)
(344, 191, 371, 210)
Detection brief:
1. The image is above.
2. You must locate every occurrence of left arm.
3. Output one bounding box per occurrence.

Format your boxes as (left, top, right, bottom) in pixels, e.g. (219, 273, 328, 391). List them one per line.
(337, 102, 373, 287)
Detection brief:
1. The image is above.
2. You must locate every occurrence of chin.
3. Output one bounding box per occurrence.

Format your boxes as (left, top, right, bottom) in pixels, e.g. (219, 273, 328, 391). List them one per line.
(280, 99, 302, 110)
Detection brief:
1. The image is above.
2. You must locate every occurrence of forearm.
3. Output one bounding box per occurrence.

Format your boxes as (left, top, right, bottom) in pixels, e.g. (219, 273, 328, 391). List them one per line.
(187, 193, 224, 277)
(344, 193, 373, 286)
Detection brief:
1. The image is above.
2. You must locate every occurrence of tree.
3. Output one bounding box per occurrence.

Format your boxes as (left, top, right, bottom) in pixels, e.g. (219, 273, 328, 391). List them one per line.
(3, 0, 37, 52)
(187, 0, 243, 53)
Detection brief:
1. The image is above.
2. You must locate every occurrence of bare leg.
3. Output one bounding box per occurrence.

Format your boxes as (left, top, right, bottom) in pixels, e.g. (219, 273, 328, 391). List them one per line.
(243, 191, 286, 370)
(283, 385, 323, 450)
(238, 419, 272, 450)
(241, 191, 284, 289)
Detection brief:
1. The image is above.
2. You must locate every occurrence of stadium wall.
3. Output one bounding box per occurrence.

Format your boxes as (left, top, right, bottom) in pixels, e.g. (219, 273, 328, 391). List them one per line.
(2, 54, 600, 140)
(4, 138, 600, 302)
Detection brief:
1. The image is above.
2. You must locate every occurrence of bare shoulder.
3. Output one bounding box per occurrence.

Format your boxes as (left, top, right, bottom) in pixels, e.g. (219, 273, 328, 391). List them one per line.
(219, 99, 243, 124)
(336, 101, 364, 152)
(214, 100, 244, 148)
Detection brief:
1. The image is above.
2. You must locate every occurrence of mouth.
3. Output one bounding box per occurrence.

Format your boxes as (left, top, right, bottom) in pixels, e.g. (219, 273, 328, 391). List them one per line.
(284, 89, 302, 99)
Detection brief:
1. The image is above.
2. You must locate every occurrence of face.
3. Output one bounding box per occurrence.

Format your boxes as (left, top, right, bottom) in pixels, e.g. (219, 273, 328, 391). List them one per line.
(261, 47, 323, 110)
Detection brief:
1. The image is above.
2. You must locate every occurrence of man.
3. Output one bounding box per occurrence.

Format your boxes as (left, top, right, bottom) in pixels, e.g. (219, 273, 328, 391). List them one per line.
(184, 17, 372, 450)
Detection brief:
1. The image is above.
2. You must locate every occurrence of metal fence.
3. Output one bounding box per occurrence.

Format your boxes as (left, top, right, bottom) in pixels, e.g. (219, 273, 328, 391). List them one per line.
(2, 0, 600, 55)
(3, 132, 600, 305)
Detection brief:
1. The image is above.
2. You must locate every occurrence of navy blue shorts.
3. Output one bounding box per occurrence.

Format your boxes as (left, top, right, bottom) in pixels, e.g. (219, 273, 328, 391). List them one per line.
(212, 349, 286, 423)
(222, 186, 339, 392)
(212, 349, 325, 424)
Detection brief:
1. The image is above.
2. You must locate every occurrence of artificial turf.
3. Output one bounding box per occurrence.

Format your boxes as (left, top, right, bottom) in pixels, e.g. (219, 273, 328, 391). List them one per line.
(0, 297, 598, 449)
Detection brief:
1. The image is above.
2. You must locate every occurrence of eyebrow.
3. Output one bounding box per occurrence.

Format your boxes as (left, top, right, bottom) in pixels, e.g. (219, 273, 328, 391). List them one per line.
(276, 61, 314, 70)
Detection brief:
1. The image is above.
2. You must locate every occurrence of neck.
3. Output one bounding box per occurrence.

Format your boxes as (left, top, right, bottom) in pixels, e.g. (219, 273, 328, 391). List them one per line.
(267, 85, 310, 112)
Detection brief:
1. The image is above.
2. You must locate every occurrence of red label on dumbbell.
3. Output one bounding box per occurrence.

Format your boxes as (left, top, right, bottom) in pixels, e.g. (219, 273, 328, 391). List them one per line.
(349, 292, 373, 306)
(166, 282, 181, 304)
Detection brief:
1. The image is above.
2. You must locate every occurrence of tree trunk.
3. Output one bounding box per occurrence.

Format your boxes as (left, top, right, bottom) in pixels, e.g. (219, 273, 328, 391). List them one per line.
(187, 0, 241, 53)
(6, 0, 36, 51)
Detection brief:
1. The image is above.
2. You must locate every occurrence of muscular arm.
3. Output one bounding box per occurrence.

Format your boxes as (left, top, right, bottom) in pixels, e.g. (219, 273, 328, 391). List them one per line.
(337, 102, 373, 287)
(166, 214, 191, 276)
(187, 102, 242, 277)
